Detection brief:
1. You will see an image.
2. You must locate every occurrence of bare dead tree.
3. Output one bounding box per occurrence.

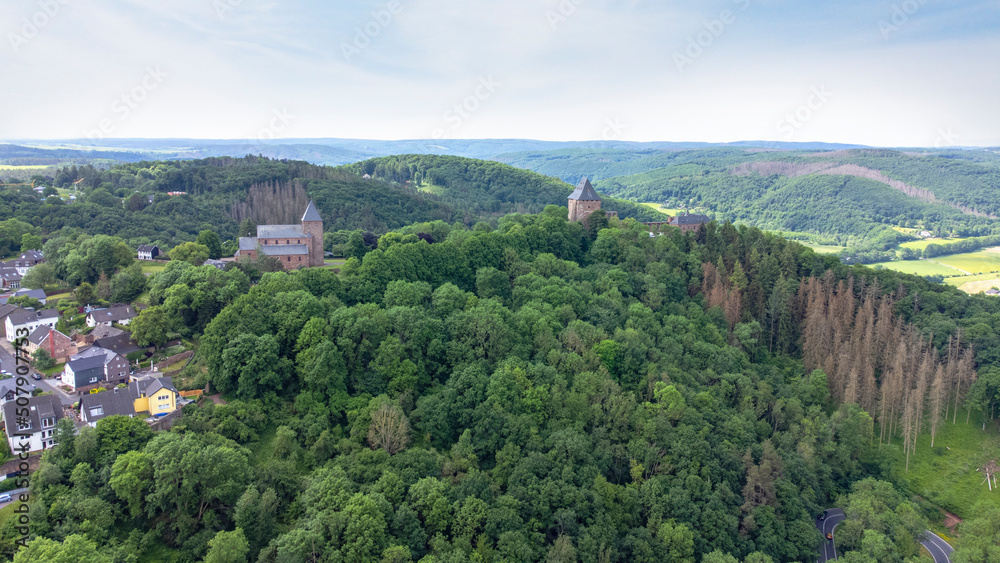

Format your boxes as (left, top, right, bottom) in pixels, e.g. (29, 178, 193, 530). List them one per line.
(367, 403, 411, 455)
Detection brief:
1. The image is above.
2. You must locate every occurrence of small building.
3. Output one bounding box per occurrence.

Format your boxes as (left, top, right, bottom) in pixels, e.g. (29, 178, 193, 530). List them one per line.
(132, 376, 180, 418)
(0, 288, 48, 306)
(25, 327, 77, 363)
(986, 288, 1000, 296)
(62, 355, 107, 390)
(2, 395, 62, 453)
(79, 389, 137, 426)
(86, 305, 137, 327)
(203, 259, 227, 270)
(5, 308, 59, 343)
(137, 245, 162, 261)
(93, 333, 143, 357)
(6, 251, 45, 275)
(669, 212, 711, 233)
(0, 378, 36, 407)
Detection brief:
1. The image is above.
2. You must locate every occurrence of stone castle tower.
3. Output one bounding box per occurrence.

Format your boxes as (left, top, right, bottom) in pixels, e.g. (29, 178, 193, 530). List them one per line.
(301, 200, 324, 267)
(568, 177, 603, 222)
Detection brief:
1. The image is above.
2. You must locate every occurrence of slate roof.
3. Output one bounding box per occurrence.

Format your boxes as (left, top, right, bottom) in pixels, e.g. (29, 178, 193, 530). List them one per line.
(260, 245, 309, 256)
(0, 304, 18, 320)
(669, 212, 710, 226)
(19, 250, 43, 262)
(0, 268, 22, 281)
(79, 389, 136, 422)
(568, 178, 601, 201)
(135, 376, 178, 397)
(137, 245, 160, 253)
(257, 225, 306, 239)
(2, 394, 61, 431)
(301, 200, 322, 222)
(238, 237, 258, 251)
(27, 326, 68, 346)
(0, 377, 35, 397)
(94, 334, 142, 356)
(38, 309, 59, 320)
(7, 309, 39, 326)
(68, 355, 107, 373)
(89, 325, 125, 340)
(88, 305, 136, 324)
(13, 289, 46, 301)
(72, 346, 120, 364)
(203, 259, 226, 270)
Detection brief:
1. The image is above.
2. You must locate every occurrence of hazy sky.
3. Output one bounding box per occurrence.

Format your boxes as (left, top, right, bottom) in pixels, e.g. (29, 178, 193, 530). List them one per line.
(3, 0, 999, 146)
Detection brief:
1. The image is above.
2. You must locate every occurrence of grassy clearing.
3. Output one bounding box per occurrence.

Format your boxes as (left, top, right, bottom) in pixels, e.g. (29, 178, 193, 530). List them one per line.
(802, 243, 845, 254)
(0, 165, 50, 171)
(957, 279, 1000, 294)
(935, 250, 1000, 275)
(944, 272, 1000, 286)
(899, 237, 968, 251)
(141, 262, 168, 275)
(871, 260, 964, 277)
(888, 410, 1000, 522)
(641, 203, 689, 216)
(417, 183, 445, 195)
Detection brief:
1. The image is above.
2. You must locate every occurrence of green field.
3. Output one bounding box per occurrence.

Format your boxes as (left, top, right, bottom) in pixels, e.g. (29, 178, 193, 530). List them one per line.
(641, 203, 707, 216)
(0, 164, 51, 171)
(899, 237, 968, 251)
(141, 262, 168, 275)
(802, 243, 845, 254)
(944, 272, 1000, 286)
(871, 259, 965, 277)
(888, 411, 1000, 523)
(934, 250, 1000, 275)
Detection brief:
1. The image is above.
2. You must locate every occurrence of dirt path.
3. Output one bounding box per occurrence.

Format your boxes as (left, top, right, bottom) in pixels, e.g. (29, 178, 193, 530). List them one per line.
(926, 259, 970, 275)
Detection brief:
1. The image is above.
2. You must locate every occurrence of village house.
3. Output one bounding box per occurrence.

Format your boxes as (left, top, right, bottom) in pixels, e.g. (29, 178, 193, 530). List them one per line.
(0, 268, 22, 290)
(0, 378, 37, 407)
(669, 211, 711, 233)
(92, 333, 142, 357)
(0, 288, 48, 305)
(4, 308, 59, 342)
(86, 305, 137, 327)
(137, 245, 162, 261)
(2, 395, 62, 453)
(235, 201, 325, 269)
(78, 376, 180, 426)
(24, 327, 77, 363)
(5, 250, 45, 275)
(62, 355, 107, 391)
(71, 346, 129, 383)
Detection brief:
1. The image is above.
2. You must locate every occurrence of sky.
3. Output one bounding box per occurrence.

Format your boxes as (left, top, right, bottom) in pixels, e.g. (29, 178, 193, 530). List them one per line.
(2, 0, 999, 146)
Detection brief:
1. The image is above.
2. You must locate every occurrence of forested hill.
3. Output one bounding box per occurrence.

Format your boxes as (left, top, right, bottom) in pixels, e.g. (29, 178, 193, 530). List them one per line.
(339, 154, 665, 222)
(0, 155, 665, 253)
(26, 212, 1000, 562)
(496, 147, 1000, 252)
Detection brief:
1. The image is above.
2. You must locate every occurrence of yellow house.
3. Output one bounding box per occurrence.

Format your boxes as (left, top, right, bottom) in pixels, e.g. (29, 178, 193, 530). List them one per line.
(131, 377, 179, 417)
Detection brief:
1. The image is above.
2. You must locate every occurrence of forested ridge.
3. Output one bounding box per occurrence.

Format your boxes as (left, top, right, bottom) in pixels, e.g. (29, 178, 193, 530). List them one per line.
(14, 208, 1000, 563)
(0, 155, 663, 256)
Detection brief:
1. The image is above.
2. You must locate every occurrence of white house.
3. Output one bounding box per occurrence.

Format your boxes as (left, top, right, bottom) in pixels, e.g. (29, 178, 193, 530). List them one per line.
(2, 395, 62, 453)
(86, 305, 137, 327)
(5, 308, 59, 342)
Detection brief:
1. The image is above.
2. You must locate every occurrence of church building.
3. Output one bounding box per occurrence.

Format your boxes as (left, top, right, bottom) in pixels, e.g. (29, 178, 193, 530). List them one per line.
(235, 201, 325, 269)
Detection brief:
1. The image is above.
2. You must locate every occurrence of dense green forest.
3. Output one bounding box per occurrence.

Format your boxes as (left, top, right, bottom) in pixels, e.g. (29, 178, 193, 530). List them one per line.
(13, 208, 1000, 562)
(0, 155, 663, 257)
(497, 148, 1000, 261)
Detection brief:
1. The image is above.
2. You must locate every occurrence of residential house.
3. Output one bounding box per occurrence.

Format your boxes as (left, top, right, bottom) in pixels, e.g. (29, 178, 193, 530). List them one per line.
(93, 333, 142, 357)
(0, 304, 18, 340)
(0, 268, 22, 290)
(0, 378, 36, 408)
(74, 324, 124, 346)
(137, 245, 162, 261)
(78, 376, 180, 426)
(132, 376, 180, 417)
(62, 355, 107, 391)
(71, 346, 129, 383)
(86, 305, 137, 327)
(0, 288, 47, 306)
(5, 308, 59, 343)
(6, 251, 44, 275)
(986, 288, 1000, 296)
(79, 389, 138, 426)
(25, 327, 77, 363)
(2, 395, 62, 453)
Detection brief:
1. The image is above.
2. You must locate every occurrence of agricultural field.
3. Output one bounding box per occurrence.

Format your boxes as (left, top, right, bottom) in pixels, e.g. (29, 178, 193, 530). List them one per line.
(802, 242, 844, 254)
(871, 259, 964, 277)
(899, 237, 968, 251)
(957, 278, 1000, 294)
(934, 249, 1000, 275)
(641, 203, 708, 216)
(0, 164, 51, 171)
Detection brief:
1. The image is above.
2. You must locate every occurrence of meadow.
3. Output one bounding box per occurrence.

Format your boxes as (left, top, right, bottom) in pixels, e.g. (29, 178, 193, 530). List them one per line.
(871, 259, 964, 277)
(934, 249, 1000, 275)
(899, 237, 968, 251)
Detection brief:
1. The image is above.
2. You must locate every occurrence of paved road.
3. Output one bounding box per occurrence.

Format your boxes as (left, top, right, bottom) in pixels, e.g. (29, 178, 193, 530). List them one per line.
(920, 530, 954, 563)
(816, 507, 953, 563)
(0, 488, 29, 509)
(816, 508, 845, 562)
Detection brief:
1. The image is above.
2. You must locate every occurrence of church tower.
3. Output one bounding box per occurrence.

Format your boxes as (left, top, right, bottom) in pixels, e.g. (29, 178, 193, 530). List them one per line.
(567, 177, 602, 222)
(301, 200, 324, 267)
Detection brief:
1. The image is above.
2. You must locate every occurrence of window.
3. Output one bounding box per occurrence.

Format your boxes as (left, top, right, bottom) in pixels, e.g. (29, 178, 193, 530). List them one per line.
(16, 421, 30, 431)
(158, 394, 169, 400)
(89, 407, 103, 417)
(89, 377, 98, 383)
(160, 404, 170, 410)
(41, 417, 53, 428)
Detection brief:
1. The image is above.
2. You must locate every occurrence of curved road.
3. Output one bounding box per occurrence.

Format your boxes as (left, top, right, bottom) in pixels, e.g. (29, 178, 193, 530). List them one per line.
(815, 508, 954, 563)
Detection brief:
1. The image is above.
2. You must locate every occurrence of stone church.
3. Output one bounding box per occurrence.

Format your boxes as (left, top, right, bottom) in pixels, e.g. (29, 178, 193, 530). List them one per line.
(236, 201, 325, 269)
